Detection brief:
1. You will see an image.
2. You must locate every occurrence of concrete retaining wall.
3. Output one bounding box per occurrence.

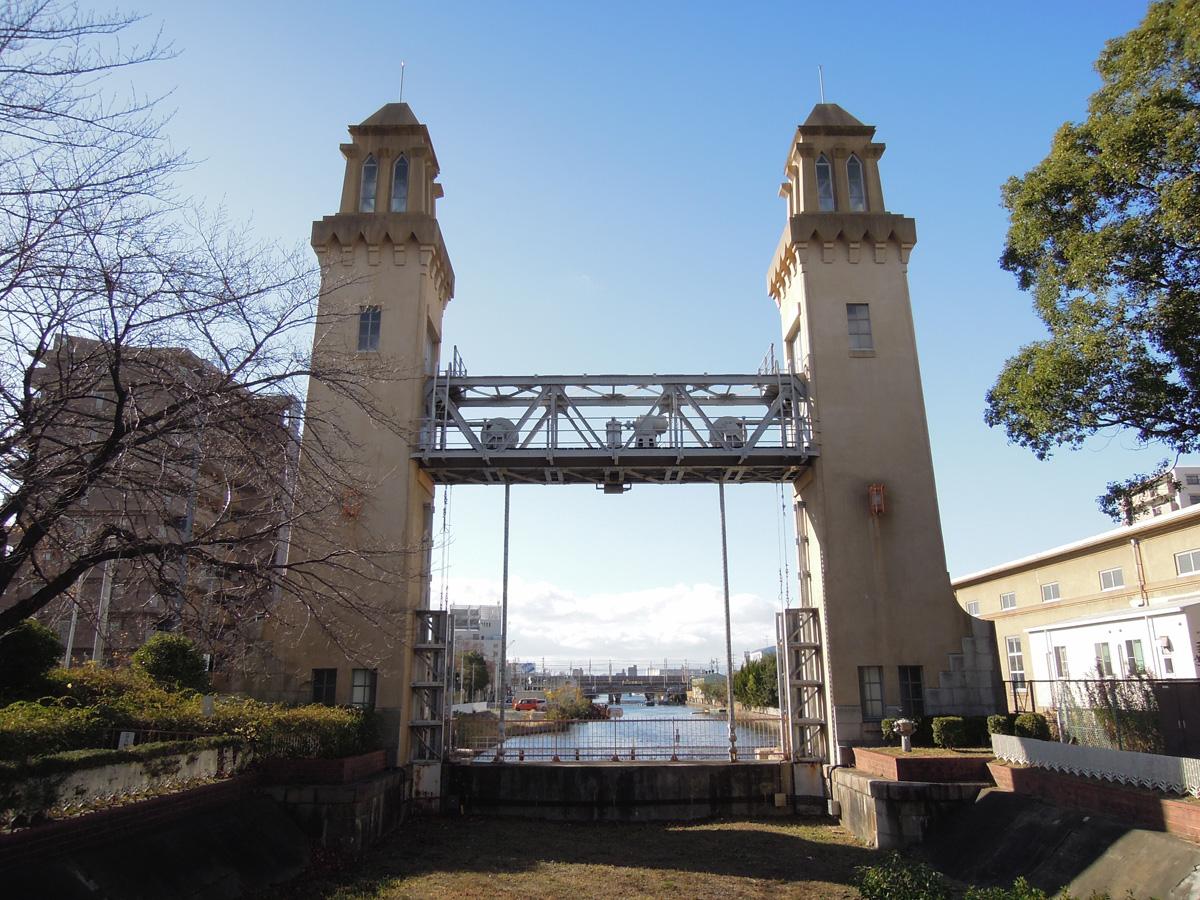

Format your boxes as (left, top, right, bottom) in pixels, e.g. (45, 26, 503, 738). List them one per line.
(1, 742, 254, 829)
(831, 767, 986, 849)
(448, 761, 818, 821)
(264, 768, 406, 855)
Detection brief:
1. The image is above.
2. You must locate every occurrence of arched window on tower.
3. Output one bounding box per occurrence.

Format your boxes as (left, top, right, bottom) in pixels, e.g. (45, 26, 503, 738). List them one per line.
(847, 154, 866, 212)
(816, 154, 835, 212)
(390, 155, 409, 212)
(359, 155, 378, 213)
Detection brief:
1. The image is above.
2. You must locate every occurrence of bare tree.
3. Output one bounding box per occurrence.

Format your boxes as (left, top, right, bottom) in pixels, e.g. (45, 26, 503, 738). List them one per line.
(0, 2, 415, 658)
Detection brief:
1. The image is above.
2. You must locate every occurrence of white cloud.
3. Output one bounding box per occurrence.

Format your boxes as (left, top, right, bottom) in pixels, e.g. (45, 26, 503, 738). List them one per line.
(440, 575, 779, 671)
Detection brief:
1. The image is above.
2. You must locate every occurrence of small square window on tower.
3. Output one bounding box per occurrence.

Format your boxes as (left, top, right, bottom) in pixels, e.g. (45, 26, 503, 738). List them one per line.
(847, 303, 873, 352)
(358, 306, 381, 352)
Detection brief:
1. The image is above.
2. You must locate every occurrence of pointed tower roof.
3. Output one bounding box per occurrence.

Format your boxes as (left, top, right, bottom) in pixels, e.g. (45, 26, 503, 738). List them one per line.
(346, 102, 438, 172)
(796, 103, 875, 138)
(357, 102, 419, 128)
(801, 103, 865, 128)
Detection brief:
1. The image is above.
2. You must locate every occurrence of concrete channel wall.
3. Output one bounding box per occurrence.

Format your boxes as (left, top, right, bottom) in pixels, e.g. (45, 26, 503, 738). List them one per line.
(447, 761, 824, 821)
(831, 767, 988, 849)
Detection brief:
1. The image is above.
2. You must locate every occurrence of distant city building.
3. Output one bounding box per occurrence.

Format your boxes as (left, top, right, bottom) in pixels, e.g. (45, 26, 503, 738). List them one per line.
(646, 666, 689, 678)
(744, 646, 777, 665)
(688, 671, 727, 704)
(450, 603, 503, 700)
(1126, 466, 1200, 523)
(954, 504, 1200, 712)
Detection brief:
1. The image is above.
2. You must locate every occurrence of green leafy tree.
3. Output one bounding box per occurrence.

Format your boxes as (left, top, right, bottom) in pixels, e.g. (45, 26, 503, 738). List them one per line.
(131, 632, 210, 693)
(544, 686, 593, 720)
(0, 618, 62, 698)
(458, 651, 491, 701)
(987, 0, 1200, 486)
(696, 678, 726, 705)
(733, 656, 779, 710)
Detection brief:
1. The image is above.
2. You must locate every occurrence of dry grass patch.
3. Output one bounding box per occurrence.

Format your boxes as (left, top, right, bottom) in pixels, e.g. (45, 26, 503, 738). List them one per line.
(271, 815, 879, 899)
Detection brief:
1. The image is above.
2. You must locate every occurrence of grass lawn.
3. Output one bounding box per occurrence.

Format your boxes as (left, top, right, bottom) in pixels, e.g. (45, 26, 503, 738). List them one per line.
(270, 816, 880, 899)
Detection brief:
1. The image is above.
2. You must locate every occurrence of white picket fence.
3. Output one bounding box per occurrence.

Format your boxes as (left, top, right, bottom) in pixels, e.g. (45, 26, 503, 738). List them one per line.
(991, 733, 1200, 798)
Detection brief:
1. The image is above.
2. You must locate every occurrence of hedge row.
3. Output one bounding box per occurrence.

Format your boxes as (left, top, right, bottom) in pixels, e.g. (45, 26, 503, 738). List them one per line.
(987, 712, 1051, 741)
(0, 667, 379, 761)
(879, 712, 1050, 749)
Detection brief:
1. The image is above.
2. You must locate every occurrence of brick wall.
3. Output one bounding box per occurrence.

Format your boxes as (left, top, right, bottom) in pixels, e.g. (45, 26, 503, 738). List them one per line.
(988, 762, 1200, 844)
(0, 774, 260, 872)
(852, 748, 992, 783)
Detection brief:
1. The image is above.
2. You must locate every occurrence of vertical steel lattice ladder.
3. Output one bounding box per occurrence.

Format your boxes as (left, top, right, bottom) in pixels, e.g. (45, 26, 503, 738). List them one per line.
(410, 609, 453, 761)
(777, 607, 827, 762)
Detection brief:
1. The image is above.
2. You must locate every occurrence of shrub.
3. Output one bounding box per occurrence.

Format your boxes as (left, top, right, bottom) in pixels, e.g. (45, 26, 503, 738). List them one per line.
(963, 877, 1052, 899)
(988, 714, 1016, 736)
(1014, 712, 1050, 741)
(932, 716, 968, 749)
(880, 717, 899, 745)
(962, 715, 990, 747)
(0, 620, 63, 699)
(131, 633, 210, 693)
(544, 687, 593, 721)
(855, 852, 950, 900)
(214, 699, 379, 759)
(0, 666, 378, 761)
(0, 702, 108, 758)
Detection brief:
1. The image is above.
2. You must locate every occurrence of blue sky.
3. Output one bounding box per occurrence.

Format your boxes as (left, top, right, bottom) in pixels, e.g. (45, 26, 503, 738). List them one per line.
(131, 1, 1176, 669)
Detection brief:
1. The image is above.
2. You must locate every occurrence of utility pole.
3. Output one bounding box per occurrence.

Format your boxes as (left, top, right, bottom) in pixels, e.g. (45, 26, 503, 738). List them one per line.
(496, 484, 511, 760)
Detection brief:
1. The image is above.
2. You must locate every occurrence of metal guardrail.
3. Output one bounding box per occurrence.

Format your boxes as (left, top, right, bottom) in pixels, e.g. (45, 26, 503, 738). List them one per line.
(452, 715, 785, 762)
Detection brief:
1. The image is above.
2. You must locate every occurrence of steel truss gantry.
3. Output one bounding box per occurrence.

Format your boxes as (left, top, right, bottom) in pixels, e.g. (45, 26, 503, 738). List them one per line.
(417, 366, 816, 488)
(414, 351, 828, 765)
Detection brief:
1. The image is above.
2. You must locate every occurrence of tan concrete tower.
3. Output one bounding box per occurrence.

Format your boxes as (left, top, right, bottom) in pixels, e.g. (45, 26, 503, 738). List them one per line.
(767, 104, 997, 746)
(266, 103, 454, 758)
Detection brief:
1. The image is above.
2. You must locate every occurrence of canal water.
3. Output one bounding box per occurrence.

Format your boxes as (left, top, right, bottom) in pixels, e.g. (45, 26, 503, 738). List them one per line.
(479, 694, 781, 762)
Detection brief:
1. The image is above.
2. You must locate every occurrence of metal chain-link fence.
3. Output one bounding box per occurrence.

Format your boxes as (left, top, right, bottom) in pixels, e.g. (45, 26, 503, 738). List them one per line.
(1007, 678, 1200, 757)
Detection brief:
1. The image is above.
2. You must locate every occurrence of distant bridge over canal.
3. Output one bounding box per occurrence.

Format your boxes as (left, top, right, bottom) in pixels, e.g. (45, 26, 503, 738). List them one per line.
(514, 671, 692, 699)
(576, 674, 690, 698)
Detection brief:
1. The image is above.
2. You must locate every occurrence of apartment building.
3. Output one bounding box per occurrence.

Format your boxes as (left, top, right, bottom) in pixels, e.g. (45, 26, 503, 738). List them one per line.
(1127, 466, 1200, 522)
(450, 603, 503, 698)
(953, 505, 1200, 707)
(19, 335, 299, 674)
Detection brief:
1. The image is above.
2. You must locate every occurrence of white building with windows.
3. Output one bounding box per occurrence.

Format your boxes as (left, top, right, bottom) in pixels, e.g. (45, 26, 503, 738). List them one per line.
(953, 504, 1200, 711)
(450, 603, 503, 699)
(1128, 465, 1200, 522)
